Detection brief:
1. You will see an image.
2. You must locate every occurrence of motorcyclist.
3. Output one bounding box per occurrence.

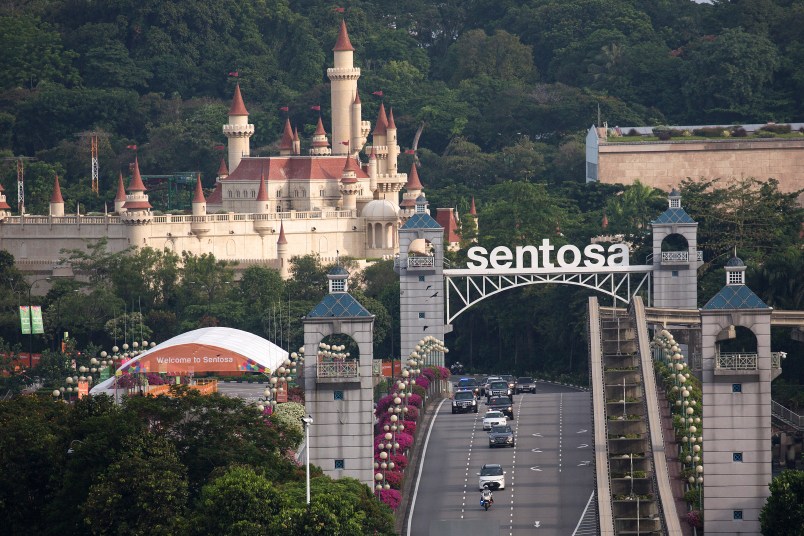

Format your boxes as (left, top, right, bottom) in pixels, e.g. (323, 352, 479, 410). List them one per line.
(480, 486, 494, 509)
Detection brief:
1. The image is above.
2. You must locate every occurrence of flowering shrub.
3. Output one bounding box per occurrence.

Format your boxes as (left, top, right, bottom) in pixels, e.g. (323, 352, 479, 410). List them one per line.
(421, 368, 436, 381)
(384, 470, 403, 489)
(415, 376, 430, 390)
(407, 393, 422, 408)
(405, 406, 419, 420)
(378, 488, 401, 510)
(287, 386, 305, 404)
(395, 432, 414, 450)
(436, 366, 450, 379)
(403, 420, 417, 434)
(270, 402, 306, 439)
(412, 385, 426, 397)
(685, 510, 703, 528)
(375, 394, 395, 415)
(388, 453, 408, 470)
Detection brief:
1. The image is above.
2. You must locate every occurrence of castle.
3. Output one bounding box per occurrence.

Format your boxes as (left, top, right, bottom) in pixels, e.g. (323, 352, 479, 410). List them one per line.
(0, 21, 463, 278)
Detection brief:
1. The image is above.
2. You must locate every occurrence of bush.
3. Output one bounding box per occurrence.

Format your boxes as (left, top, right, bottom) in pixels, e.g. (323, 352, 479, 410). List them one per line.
(415, 376, 430, 390)
(411, 385, 426, 398)
(692, 126, 726, 138)
(375, 394, 395, 415)
(421, 368, 436, 381)
(407, 393, 423, 407)
(378, 489, 401, 510)
(657, 131, 672, 141)
(627, 128, 640, 137)
(402, 420, 417, 434)
(405, 406, 419, 420)
(683, 486, 701, 506)
(395, 432, 414, 450)
(387, 453, 408, 470)
(383, 469, 403, 489)
(760, 123, 791, 134)
(685, 510, 703, 528)
(436, 366, 450, 379)
(731, 126, 747, 137)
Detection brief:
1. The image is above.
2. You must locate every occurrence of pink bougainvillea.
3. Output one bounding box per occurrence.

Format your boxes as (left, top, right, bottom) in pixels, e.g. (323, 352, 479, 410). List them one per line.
(383, 469, 404, 489)
(403, 420, 417, 434)
(422, 368, 436, 381)
(375, 394, 395, 415)
(395, 432, 414, 450)
(378, 488, 401, 510)
(436, 366, 450, 379)
(407, 393, 422, 407)
(404, 406, 419, 420)
(415, 376, 430, 389)
(388, 453, 408, 470)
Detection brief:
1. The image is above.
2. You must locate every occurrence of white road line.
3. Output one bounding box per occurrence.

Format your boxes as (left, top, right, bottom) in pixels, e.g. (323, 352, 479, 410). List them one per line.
(571, 491, 596, 535)
(406, 398, 446, 536)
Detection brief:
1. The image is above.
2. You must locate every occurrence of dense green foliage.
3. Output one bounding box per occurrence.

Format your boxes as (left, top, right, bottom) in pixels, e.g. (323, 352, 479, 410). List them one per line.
(760, 470, 804, 536)
(0, 392, 394, 535)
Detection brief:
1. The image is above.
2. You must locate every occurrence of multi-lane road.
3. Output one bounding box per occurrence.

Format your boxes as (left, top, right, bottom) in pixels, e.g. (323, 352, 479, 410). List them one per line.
(406, 382, 594, 536)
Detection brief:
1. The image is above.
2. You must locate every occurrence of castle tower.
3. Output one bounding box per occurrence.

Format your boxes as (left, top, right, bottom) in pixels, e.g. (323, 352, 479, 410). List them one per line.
(701, 255, 774, 534)
(49, 174, 65, 217)
(122, 158, 153, 245)
(279, 118, 294, 157)
(253, 172, 273, 237)
(310, 117, 332, 156)
(114, 172, 127, 214)
(217, 159, 229, 180)
(328, 20, 360, 156)
(223, 84, 254, 173)
(0, 182, 11, 221)
(400, 163, 423, 218)
(190, 174, 211, 236)
(372, 103, 388, 174)
(293, 126, 301, 155)
(277, 222, 289, 278)
(303, 266, 375, 486)
(351, 91, 362, 152)
(396, 192, 448, 366)
(339, 154, 360, 211)
(650, 188, 700, 309)
(386, 108, 399, 175)
(368, 146, 378, 194)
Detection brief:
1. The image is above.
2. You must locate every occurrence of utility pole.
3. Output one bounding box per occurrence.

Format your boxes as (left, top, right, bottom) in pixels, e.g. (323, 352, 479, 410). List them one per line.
(1, 156, 36, 214)
(91, 133, 99, 194)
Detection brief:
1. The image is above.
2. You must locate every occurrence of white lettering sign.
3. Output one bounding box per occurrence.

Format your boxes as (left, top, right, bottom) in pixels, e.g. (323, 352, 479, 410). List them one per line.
(466, 240, 630, 270)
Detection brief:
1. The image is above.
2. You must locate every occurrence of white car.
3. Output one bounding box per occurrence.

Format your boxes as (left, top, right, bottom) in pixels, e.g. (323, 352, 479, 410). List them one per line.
(482, 410, 507, 430)
(478, 463, 506, 490)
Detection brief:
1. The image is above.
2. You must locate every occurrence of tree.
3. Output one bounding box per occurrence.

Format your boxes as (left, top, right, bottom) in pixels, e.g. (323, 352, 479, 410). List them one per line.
(441, 29, 536, 86)
(760, 470, 804, 536)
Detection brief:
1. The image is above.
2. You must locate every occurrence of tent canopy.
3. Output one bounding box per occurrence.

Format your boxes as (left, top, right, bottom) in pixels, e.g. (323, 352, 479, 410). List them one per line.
(117, 327, 288, 375)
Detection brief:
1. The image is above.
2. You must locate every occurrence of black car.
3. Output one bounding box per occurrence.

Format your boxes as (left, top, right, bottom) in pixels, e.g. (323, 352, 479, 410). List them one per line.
(486, 380, 512, 401)
(455, 377, 480, 398)
(452, 390, 478, 414)
(516, 376, 536, 394)
(486, 396, 514, 419)
(488, 424, 515, 448)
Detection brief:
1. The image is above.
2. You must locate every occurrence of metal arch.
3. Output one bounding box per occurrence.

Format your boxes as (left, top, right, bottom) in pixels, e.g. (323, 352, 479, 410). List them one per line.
(444, 268, 652, 324)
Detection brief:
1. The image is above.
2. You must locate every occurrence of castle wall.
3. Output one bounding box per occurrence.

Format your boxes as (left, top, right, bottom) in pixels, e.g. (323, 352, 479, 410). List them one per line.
(597, 138, 804, 201)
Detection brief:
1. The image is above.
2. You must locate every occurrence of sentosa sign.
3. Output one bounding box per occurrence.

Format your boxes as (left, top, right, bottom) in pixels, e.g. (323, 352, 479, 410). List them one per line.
(466, 240, 629, 270)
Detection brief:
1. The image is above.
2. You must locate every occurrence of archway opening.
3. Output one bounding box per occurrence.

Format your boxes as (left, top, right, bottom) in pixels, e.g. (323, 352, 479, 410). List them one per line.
(661, 233, 688, 252)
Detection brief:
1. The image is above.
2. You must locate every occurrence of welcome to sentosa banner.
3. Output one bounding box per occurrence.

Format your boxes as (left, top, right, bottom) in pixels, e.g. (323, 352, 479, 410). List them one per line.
(117, 327, 288, 375)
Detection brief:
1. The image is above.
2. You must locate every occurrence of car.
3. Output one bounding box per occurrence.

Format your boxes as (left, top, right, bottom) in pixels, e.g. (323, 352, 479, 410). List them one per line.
(482, 410, 507, 430)
(452, 389, 478, 414)
(483, 376, 501, 395)
(488, 424, 515, 448)
(486, 380, 513, 401)
(487, 395, 514, 419)
(478, 463, 506, 490)
(477, 377, 489, 396)
(516, 376, 536, 394)
(455, 377, 480, 398)
(501, 375, 516, 391)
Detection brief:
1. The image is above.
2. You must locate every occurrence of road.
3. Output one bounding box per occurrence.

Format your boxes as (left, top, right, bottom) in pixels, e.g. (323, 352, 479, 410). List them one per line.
(407, 382, 594, 536)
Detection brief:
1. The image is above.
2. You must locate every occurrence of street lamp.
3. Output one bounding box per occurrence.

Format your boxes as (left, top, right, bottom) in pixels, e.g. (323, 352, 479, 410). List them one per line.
(25, 277, 51, 368)
(301, 415, 313, 505)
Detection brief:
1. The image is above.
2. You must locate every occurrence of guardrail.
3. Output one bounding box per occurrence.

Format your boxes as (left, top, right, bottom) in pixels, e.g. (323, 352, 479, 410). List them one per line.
(716, 352, 758, 370)
(772, 400, 804, 432)
(317, 361, 359, 378)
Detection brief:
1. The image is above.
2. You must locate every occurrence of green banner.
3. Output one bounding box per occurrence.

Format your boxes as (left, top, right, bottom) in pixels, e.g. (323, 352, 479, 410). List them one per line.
(19, 306, 31, 335)
(99, 367, 111, 381)
(30, 306, 44, 334)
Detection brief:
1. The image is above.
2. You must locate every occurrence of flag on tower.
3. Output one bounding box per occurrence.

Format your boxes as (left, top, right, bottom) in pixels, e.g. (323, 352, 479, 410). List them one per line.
(213, 144, 225, 150)
(278, 106, 289, 112)
(310, 105, 321, 111)
(341, 141, 350, 146)
(333, 6, 345, 13)
(405, 149, 415, 155)
(126, 145, 137, 150)
(228, 71, 239, 77)
(372, 91, 383, 97)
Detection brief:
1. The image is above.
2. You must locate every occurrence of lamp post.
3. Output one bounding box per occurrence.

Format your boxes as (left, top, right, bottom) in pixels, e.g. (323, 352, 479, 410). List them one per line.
(301, 415, 313, 505)
(25, 277, 51, 368)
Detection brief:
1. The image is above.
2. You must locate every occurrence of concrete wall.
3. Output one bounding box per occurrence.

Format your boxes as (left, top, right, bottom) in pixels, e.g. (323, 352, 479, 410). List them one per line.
(596, 138, 804, 201)
(651, 223, 699, 309)
(701, 310, 773, 535)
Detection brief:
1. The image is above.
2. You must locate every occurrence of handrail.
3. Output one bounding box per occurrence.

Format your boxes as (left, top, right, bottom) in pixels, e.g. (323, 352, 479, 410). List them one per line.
(631, 296, 683, 535)
(716, 352, 758, 370)
(316, 361, 359, 378)
(772, 400, 804, 431)
(588, 296, 615, 535)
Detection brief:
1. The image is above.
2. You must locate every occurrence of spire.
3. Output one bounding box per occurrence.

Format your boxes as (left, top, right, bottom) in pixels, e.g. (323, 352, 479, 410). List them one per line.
(333, 19, 355, 51)
(128, 157, 147, 192)
(293, 126, 300, 142)
(602, 212, 608, 229)
(342, 153, 361, 180)
(193, 174, 206, 203)
(277, 221, 288, 245)
(115, 172, 127, 201)
(369, 145, 376, 159)
(217, 158, 229, 177)
(406, 162, 423, 190)
(470, 197, 477, 216)
(373, 103, 388, 136)
(354, 90, 361, 104)
(311, 116, 330, 148)
(50, 174, 64, 204)
(229, 83, 249, 116)
(256, 170, 269, 201)
(279, 118, 294, 151)
(387, 107, 396, 129)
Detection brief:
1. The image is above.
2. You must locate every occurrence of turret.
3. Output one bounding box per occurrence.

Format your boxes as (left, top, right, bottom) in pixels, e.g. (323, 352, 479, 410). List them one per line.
(372, 103, 389, 174)
(190, 174, 211, 235)
(327, 20, 360, 156)
(400, 162, 424, 217)
(122, 158, 152, 246)
(277, 221, 289, 278)
(386, 108, 398, 175)
(0, 182, 11, 221)
(49, 174, 65, 217)
(253, 171, 273, 236)
(351, 91, 363, 152)
(279, 118, 294, 156)
(368, 146, 378, 194)
(114, 172, 127, 214)
(293, 126, 301, 155)
(310, 117, 332, 156)
(339, 154, 360, 211)
(223, 84, 255, 173)
(217, 159, 229, 180)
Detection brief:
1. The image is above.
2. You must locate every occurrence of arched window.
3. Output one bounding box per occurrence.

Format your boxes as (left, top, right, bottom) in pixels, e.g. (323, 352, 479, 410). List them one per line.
(294, 190, 299, 197)
(302, 189, 306, 197)
(236, 190, 241, 198)
(228, 190, 233, 198)
(251, 190, 256, 198)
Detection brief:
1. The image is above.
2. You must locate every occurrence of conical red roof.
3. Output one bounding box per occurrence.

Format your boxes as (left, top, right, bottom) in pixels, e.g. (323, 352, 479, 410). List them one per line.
(115, 172, 127, 201)
(229, 84, 249, 116)
(602, 213, 609, 229)
(406, 162, 423, 190)
(314, 116, 327, 136)
(128, 158, 147, 192)
(279, 118, 293, 150)
(387, 108, 396, 129)
(193, 174, 206, 203)
(256, 171, 269, 201)
(0, 181, 10, 210)
(50, 174, 64, 204)
(373, 103, 388, 136)
(470, 197, 477, 215)
(277, 221, 288, 245)
(333, 20, 354, 51)
(312, 117, 330, 148)
(354, 90, 361, 104)
(342, 155, 360, 183)
(293, 126, 300, 141)
(217, 158, 229, 177)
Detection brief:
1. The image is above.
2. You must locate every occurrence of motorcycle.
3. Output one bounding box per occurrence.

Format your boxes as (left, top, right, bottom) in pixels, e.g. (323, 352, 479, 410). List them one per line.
(480, 485, 494, 511)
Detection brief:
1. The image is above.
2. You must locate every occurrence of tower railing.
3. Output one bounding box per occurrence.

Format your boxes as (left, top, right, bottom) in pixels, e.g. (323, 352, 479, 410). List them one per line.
(317, 361, 359, 379)
(715, 352, 758, 370)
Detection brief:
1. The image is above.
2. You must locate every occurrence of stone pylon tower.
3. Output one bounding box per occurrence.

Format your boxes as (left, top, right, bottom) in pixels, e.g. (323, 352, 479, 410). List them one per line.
(223, 84, 254, 173)
(328, 20, 360, 156)
(396, 193, 449, 366)
(650, 188, 700, 308)
(700, 255, 775, 534)
(303, 267, 375, 486)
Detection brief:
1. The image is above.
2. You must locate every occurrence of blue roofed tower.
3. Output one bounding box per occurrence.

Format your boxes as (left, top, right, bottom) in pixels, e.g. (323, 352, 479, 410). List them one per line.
(395, 192, 449, 366)
(302, 265, 375, 487)
(650, 188, 701, 309)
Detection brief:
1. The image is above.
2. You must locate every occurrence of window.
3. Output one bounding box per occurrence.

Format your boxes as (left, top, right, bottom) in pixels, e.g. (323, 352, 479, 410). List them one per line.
(302, 189, 306, 197)
(728, 271, 743, 285)
(228, 190, 232, 198)
(672, 270, 679, 277)
(334, 390, 344, 400)
(418, 276, 425, 282)
(294, 190, 299, 197)
(331, 280, 345, 292)
(320, 189, 325, 197)
(418, 312, 425, 319)
(733, 510, 743, 521)
(236, 190, 240, 198)
(732, 383, 742, 393)
(276, 189, 282, 197)
(733, 452, 743, 462)
(334, 459, 345, 469)
(251, 190, 256, 198)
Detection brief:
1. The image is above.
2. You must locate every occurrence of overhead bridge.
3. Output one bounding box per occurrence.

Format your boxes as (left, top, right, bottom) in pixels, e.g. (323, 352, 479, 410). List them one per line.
(644, 307, 804, 328)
